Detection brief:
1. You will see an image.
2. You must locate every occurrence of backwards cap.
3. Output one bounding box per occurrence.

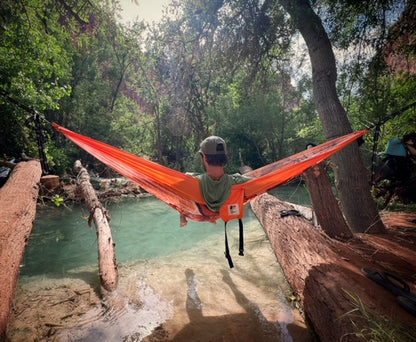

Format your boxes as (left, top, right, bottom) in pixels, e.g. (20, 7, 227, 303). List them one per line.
(199, 136, 227, 155)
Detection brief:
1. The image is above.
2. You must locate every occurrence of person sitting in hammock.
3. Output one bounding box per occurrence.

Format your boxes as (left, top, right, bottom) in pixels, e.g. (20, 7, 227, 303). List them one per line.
(180, 136, 251, 227)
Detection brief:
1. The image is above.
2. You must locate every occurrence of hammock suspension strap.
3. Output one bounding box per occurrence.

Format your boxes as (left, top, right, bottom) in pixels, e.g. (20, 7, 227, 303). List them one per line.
(238, 218, 244, 256)
(224, 219, 244, 269)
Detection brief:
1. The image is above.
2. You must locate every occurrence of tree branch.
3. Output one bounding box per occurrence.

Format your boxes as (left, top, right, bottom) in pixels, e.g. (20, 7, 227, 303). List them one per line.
(371, 100, 416, 129)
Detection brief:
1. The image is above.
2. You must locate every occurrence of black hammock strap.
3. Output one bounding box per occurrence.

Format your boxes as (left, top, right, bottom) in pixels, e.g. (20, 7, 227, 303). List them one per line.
(238, 218, 244, 256)
(224, 219, 244, 269)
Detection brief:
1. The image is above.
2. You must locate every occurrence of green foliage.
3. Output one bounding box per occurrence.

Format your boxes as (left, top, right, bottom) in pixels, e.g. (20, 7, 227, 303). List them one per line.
(212, 64, 320, 171)
(0, 0, 73, 110)
(341, 289, 416, 342)
(330, 0, 415, 158)
(45, 141, 72, 176)
(318, 0, 407, 50)
(342, 63, 416, 160)
(110, 96, 155, 156)
(0, 0, 76, 161)
(0, 107, 27, 159)
(51, 194, 64, 207)
(0, 0, 414, 185)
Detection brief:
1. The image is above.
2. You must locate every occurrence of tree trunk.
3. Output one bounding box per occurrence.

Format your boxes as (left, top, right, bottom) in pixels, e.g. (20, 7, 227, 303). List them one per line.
(303, 164, 353, 239)
(74, 160, 118, 293)
(278, 0, 385, 234)
(0, 161, 42, 341)
(250, 193, 415, 342)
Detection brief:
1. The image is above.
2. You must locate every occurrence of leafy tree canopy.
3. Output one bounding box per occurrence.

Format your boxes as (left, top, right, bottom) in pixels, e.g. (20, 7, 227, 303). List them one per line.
(0, 0, 414, 180)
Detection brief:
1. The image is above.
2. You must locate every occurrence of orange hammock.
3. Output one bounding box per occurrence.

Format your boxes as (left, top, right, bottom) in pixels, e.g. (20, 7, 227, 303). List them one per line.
(53, 123, 367, 223)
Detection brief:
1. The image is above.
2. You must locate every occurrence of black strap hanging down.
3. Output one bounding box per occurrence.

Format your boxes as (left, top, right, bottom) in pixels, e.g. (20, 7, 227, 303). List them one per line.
(238, 219, 244, 256)
(224, 222, 234, 268)
(224, 220, 245, 268)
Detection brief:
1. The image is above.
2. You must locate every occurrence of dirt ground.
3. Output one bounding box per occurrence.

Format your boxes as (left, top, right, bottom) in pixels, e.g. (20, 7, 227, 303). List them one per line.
(347, 211, 416, 284)
(338, 211, 416, 331)
(6, 264, 311, 342)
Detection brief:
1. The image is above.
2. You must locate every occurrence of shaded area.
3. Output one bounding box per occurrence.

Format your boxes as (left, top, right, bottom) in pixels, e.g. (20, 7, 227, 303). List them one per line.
(143, 267, 310, 342)
(163, 269, 284, 341)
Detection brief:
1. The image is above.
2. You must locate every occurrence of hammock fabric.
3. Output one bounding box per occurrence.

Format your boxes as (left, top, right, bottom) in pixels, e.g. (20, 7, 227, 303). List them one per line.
(53, 123, 367, 223)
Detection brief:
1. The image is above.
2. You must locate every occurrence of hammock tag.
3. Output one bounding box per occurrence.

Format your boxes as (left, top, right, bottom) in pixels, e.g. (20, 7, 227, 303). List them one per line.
(227, 203, 240, 216)
(219, 187, 244, 222)
(220, 187, 245, 268)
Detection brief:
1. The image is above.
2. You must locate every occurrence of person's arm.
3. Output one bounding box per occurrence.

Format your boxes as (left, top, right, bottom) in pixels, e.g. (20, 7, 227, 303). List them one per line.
(405, 140, 416, 157)
(231, 173, 252, 184)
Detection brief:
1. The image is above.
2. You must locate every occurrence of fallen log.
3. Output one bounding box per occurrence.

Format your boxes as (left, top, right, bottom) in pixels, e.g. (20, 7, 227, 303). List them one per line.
(74, 160, 118, 293)
(0, 160, 42, 341)
(251, 193, 416, 342)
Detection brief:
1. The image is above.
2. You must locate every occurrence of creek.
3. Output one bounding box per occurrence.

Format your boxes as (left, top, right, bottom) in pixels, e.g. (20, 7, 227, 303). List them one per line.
(21, 184, 310, 278)
(10, 184, 313, 342)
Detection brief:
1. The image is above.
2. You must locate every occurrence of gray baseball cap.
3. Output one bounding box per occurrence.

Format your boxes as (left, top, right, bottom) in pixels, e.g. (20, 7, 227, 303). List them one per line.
(199, 136, 227, 155)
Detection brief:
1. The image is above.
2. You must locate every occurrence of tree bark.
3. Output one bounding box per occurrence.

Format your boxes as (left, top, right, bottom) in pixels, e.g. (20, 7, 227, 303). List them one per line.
(303, 164, 353, 239)
(250, 193, 415, 342)
(0, 161, 42, 341)
(74, 160, 118, 293)
(278, 0, 385, 234)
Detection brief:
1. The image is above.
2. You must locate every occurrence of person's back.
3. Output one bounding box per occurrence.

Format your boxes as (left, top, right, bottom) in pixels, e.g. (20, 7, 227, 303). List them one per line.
(180, 136, 250, 226)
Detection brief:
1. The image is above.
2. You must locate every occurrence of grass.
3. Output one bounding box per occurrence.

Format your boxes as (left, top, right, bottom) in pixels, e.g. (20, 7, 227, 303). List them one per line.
(383, 201, 416, 213)
(340, 290, 416, 342)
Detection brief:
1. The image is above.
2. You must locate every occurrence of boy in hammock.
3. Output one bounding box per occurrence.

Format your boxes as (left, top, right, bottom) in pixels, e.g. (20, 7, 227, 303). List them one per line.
(180, 136, 251, 227)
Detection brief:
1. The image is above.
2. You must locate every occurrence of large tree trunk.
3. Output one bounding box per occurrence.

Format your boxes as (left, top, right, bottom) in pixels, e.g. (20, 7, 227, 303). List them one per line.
(251, 193, 415, 342)
(74, 160, 118, 293)
(303, 164, 353, 239)
(279, 0, 385, 234)
(0, 161, 42, 341)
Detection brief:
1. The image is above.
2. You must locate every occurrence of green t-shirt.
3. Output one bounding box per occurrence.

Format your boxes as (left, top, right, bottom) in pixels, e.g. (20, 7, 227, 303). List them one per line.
(189, 173, 251, 212)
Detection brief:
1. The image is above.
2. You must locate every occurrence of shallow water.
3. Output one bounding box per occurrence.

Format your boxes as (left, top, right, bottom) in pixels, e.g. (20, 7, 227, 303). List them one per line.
(10, 184, 313, 341)
(21, 183, 309, 278)
(20, 197, 221, 277)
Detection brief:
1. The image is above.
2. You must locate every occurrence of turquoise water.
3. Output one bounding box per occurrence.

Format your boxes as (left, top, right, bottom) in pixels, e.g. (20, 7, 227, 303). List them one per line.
(20, 183, 310, 278)
(20, 197, 219, 277)
(12, 184, 313, 341)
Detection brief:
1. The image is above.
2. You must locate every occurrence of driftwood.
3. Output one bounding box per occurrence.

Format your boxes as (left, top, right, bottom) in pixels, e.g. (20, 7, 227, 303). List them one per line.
(74, 160, 118, 293)
(251, 193, 416, 342)
(0, 160, 42, 341)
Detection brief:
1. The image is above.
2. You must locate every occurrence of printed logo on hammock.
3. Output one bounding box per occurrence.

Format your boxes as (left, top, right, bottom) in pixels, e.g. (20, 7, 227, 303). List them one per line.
(227, 203, 240, 216)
